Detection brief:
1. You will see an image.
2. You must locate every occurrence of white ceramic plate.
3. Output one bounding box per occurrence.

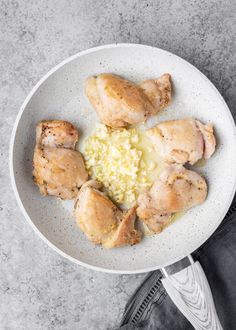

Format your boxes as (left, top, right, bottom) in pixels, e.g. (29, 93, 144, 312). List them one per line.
(10, 44, 236, 274)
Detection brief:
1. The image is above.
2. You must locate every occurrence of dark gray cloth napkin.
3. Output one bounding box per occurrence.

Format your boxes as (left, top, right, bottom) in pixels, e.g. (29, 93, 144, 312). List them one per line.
(117, 196, 236, 330)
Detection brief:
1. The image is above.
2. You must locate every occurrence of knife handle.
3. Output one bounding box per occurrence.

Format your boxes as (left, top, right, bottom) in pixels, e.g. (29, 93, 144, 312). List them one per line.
(161, 257, 223, 330)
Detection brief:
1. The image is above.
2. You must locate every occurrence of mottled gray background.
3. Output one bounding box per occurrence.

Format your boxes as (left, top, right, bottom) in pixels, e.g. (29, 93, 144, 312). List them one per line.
(1, 0, 235, 329)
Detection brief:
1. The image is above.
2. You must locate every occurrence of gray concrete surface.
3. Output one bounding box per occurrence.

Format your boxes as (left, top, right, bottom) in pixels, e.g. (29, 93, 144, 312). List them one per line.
(1, 0, 236, 329)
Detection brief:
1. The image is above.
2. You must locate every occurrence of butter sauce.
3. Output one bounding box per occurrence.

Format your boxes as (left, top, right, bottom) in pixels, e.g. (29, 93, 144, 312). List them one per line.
(81, 124, 185, 236)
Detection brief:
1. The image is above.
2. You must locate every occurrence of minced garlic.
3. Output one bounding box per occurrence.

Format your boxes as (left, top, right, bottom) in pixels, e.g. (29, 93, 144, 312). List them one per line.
(83, 124, 158, 207)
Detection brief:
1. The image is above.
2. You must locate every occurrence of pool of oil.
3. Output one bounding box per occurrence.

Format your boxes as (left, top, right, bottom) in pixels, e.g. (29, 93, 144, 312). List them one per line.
(133, 128, 165, 181)
(194, 158, 207, 168)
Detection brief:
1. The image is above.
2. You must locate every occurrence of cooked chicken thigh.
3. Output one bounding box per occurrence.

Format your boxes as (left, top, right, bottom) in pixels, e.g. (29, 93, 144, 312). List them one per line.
(139, 74, 172, 111)
(137, 165, 207, 233)
(74, 180, 141, 248)
(147, 118, 216, 165)
(35, 120, 79, 149)
(85, 73, 171, 128)
(33, 120, 88, 199)
(195, 120, 216, 159)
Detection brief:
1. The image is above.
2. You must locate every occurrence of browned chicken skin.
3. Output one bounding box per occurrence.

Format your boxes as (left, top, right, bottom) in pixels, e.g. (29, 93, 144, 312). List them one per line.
(33, 120, 88, 199)
(147, 118, 216, 165)
(35, 120, 79, 149)
(74, 180, 141, 248)
(139, 74, 171, 111)
(85, 73, 171, 128)
(137, 165, 207, 233)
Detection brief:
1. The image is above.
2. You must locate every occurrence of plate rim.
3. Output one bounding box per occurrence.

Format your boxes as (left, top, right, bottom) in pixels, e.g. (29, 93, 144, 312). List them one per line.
(9, 43, 236, 274)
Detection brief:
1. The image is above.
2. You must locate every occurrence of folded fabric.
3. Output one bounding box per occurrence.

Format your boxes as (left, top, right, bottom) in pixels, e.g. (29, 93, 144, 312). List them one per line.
(117, 196, 236, 330)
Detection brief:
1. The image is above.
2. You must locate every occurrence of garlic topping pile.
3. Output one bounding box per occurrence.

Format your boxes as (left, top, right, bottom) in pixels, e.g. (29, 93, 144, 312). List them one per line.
(83, 124, 158, 207)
